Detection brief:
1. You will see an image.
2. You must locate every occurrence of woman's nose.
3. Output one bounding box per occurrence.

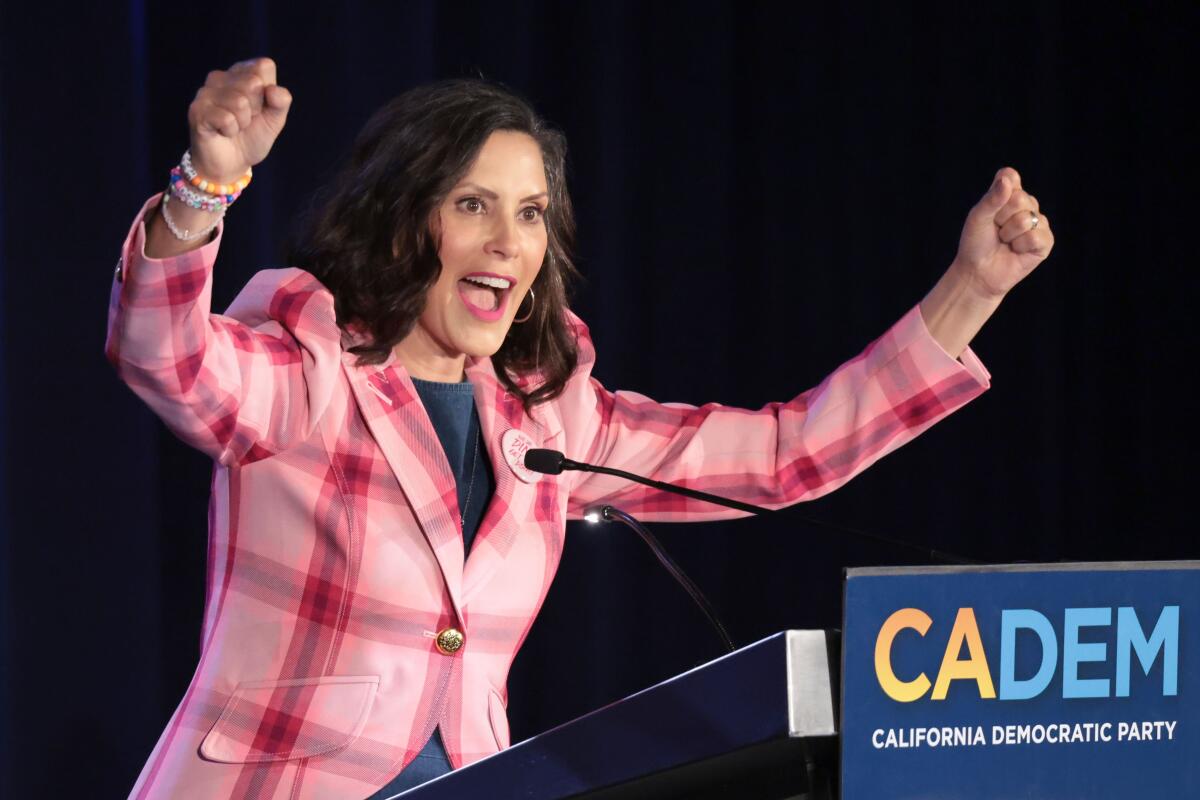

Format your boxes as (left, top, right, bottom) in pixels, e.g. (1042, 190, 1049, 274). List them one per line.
(486, 215, 520, 260)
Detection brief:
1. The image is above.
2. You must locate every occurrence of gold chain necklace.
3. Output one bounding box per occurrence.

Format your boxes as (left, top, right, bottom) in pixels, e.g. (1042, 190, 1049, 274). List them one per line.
(460, 421, 479, 530)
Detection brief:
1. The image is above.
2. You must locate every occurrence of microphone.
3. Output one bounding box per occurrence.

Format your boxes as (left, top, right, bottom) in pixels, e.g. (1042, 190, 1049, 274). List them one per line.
(523, 448, 978, 565)
(522, 448, 580, 476)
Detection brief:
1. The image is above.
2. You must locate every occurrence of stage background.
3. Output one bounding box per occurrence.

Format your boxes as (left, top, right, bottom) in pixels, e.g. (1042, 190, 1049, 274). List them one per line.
(0, 1, 1195, 796)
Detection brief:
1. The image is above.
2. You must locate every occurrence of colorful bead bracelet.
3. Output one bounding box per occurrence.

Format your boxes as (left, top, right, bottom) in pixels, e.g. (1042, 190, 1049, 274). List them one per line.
(169, 167, 237, 212)
(181, 149, 252, 197)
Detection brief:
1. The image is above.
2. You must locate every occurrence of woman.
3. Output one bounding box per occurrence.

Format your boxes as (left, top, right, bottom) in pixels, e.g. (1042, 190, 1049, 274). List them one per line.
(107, 58, 1052, 799)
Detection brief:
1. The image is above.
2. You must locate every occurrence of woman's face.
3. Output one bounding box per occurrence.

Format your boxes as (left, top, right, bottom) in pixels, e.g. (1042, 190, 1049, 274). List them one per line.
(395, 130, 550, 381)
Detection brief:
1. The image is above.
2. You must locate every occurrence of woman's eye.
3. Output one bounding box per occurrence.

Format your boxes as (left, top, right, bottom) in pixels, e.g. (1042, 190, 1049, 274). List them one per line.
(521, 206, 544, 222)
(459, 197, 485, 214)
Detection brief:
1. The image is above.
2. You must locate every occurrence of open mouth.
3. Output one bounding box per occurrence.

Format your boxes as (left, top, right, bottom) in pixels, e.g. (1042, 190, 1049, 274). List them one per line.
(457, 274, 513, 320)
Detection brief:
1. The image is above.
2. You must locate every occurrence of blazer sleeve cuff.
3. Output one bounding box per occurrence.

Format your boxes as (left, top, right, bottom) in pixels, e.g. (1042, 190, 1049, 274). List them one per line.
(114, 192, 225, 292)
(892, 303, 992, 390)
(107, 193, 225, 369)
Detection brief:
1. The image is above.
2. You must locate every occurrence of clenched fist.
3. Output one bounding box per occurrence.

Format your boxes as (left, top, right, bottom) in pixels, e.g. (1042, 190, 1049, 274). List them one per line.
(188, 57, 292, 183)
(919, 167, 1056, 357)
(954, 167, 1055, 298)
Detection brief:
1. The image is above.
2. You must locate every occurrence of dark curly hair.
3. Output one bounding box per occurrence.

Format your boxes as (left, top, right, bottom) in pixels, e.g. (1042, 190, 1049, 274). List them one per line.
(287, 79, 580, 409)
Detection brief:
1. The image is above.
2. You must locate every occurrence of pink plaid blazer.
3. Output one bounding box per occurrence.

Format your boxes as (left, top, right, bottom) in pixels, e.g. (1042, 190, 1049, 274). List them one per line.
(107, 194, 989, 799)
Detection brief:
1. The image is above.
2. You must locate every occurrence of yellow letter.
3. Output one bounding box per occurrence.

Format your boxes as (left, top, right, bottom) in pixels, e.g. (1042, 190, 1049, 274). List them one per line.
(931, 608, 996, 700)
(875, 608, 933, 702)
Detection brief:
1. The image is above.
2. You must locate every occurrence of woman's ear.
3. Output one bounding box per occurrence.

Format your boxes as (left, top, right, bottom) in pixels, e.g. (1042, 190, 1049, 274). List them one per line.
(428, 205, 443, 240)
(422, 206, 444, 256)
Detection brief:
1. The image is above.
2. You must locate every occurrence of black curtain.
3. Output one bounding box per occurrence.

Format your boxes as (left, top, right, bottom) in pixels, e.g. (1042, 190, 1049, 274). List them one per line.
(1, 2, 1195, 796)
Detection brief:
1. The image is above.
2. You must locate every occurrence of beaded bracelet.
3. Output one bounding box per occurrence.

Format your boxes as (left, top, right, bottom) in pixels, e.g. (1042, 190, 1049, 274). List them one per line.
(181, 149, 252, 197)
(169, 167, 239, 212)
(160, 193, 225, 242)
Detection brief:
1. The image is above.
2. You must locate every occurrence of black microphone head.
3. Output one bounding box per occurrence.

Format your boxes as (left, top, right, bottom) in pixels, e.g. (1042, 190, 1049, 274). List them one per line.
(524, 448, 565, 475)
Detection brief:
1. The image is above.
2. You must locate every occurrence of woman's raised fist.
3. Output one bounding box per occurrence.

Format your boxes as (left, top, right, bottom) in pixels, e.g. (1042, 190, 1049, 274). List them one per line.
(187, 57, 291, 183)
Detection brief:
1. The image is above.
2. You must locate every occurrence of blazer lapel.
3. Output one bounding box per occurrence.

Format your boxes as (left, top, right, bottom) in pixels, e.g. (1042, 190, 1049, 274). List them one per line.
(342, 355, 466, 621)
(461, 357, 549, 605)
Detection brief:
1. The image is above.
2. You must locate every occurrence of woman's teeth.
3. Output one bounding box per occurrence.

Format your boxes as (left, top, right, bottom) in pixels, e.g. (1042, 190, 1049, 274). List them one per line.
(462, 275, 513, 290)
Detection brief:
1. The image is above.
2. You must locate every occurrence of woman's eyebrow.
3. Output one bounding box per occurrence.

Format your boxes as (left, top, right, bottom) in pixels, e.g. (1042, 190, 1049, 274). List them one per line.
(455, 182, 549, 203)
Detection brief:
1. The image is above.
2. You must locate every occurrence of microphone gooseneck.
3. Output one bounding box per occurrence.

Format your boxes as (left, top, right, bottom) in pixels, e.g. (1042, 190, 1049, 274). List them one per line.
(523, 448, 979, 565)
(523, 448, 769, 516)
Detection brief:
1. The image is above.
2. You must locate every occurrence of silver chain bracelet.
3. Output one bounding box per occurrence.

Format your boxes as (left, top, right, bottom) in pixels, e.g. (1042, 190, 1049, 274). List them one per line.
(160, 193, 225, 242)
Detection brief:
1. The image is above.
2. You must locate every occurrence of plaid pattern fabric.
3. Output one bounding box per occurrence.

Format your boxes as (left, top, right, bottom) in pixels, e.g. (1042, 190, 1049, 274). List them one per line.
(108, 195, 989, 799)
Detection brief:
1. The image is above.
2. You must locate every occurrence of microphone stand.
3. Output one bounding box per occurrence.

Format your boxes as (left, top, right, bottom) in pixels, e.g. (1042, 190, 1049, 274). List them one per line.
(585, 504, 736, 654)
(528, 447, 980, 657)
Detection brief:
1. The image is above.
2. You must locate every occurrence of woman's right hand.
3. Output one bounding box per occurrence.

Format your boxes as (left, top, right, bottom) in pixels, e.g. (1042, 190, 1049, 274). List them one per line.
(188, 57, 292, 182)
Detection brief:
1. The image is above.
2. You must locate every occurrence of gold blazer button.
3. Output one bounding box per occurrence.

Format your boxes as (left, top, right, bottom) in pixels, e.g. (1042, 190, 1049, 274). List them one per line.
(435, 627, 465, 655)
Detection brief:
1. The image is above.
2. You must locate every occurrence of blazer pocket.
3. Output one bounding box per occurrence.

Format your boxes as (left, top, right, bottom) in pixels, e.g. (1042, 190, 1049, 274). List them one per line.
(200, 675, 379, 763)
(487, 688, 510, 751)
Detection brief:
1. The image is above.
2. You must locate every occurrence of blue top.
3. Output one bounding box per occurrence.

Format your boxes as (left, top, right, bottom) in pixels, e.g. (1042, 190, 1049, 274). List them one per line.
(410, 377, 493, 554)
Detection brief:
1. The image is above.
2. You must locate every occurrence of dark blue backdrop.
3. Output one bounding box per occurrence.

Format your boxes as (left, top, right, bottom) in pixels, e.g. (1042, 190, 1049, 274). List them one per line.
(0, 1, 1195, 796)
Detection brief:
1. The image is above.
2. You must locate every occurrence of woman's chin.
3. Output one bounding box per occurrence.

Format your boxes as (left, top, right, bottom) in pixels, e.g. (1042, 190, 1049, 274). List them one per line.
(454, 327, 510, 361)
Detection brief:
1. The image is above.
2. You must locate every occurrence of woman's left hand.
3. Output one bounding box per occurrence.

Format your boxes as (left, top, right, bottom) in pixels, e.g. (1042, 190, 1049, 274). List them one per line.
(918, 167, 1055, 357)
(953, 167, 1055, 298)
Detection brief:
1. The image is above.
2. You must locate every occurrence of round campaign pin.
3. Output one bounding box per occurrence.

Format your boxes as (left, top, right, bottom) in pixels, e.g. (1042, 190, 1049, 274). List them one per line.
(501, 429, 539, 483)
